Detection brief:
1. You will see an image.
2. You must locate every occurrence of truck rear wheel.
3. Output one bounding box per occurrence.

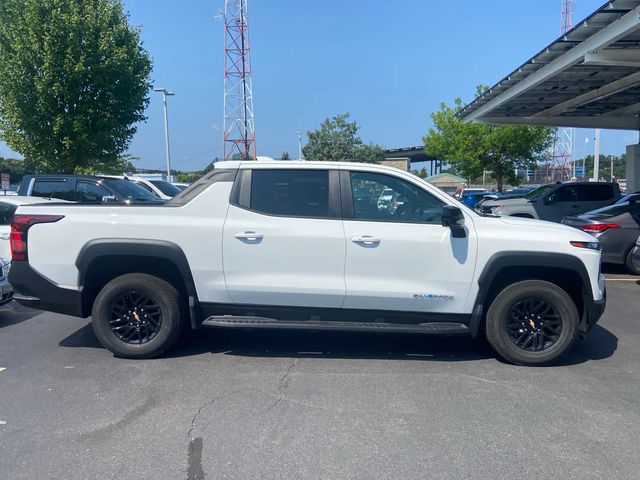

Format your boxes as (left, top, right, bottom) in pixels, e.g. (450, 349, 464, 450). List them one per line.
(91, 273, 183, 359)
(485, 280, 578, 366)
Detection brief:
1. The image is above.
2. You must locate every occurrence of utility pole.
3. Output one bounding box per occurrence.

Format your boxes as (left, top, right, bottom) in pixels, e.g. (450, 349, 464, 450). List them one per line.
(223, 0, 256, 160)
(593, 128, 601, 182)
(296, 131, 304, 160)
(550, 0, 574, 182)
(153, 88, 175, 180)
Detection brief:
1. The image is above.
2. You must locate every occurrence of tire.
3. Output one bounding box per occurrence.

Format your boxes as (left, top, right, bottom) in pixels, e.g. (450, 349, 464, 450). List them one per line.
(624, 248, 640, 276)
(91, 273, 184, 359)
(485, 280, 578, 366)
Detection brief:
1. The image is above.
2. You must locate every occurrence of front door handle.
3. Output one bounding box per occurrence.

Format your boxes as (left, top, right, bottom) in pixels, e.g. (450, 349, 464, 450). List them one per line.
(234, 231, 263, 241)
(0, 233, 8, 240)
(351, 235, 381, 245)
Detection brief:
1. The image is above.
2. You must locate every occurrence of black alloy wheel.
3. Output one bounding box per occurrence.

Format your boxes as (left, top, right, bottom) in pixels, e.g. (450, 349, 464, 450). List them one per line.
(506, 297, 562, 352)
(92, 273, 184, 359)
(485, 280, 578, 366)
(109, 290, 163, 345)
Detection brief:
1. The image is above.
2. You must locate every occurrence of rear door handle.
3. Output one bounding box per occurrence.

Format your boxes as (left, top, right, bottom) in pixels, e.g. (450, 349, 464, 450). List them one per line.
(351, 235, 381, 245)
(234, 231, 263, 241)
(0, 233, 8, 240)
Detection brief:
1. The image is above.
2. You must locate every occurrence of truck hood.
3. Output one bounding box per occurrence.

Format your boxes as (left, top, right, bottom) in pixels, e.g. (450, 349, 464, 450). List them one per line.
(481, 197, 532, 207)
(482, 214, 596, 242)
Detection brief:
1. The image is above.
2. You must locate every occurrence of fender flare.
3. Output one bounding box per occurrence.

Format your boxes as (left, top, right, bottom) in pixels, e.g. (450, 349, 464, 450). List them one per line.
(75, 239, 200, 326)
(468, 251, 592, 337)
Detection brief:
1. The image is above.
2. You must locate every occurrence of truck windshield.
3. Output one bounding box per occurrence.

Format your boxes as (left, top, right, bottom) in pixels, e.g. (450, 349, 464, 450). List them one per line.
(102, 179, 163, 202)
(524, 184, 556, 199)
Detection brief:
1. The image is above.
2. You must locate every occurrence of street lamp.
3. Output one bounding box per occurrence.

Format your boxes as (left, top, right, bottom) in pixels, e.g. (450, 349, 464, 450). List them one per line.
(153, 87, 175, 181)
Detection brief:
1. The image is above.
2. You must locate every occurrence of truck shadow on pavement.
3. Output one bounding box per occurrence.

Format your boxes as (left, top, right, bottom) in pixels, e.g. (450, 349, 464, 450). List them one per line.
(0, 302, 41, 329)
(59, 322, 618, 366)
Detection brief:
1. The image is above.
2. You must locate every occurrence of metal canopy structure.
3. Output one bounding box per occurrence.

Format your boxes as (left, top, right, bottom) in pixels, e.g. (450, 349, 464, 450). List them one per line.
(459, 0, 640, 131)
(383, 146, 442, 175)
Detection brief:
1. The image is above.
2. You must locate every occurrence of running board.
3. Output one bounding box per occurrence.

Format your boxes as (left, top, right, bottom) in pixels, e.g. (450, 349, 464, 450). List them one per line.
(202, 316, 469, 335)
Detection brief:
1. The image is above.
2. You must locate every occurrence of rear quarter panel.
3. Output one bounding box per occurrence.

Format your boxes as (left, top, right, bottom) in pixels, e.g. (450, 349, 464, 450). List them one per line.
(16, 181, 234, 303)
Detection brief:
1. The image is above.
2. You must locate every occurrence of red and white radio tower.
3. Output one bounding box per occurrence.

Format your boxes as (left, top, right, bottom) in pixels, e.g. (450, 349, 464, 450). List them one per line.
(550, 0, 575, 181)
(223, 0, 256, 161)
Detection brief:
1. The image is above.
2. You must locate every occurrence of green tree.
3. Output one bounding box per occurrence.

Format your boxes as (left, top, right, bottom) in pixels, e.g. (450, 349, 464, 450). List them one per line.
(281, 151, 291, 160)
(0, 157, 29, 184)
(423, 91, 555, 192)
(303, 113, 384, 163)
(0, 0, 152, 173)
(354, 143, 385, 163)
(579, 154, 626, 181)
(73, 154, 137, 175)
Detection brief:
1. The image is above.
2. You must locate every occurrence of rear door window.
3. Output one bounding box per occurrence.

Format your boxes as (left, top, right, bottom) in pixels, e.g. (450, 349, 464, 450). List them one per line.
(578, 185, 613, 202)
(32, 179, 69, 199)
(249, 169, 330, 218)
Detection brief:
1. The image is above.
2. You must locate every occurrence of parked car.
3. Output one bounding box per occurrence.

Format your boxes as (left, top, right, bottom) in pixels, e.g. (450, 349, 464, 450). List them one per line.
(454, 187, 486, 199)
(0, 196, 71, 260)
(18, 175, 164, 204)
(103, 176, 182, 200)
(0, 257, 12, 306)
(482, 185, 542, 202)
(478, 182, 621, 222)
(460, 191, 491, 209)
(377, 188, 401, 213)
(631, 235, 640, 273)
(613, 191, 640, 205)
(9, 161, 605, 366)
(562, 196, 640, 274)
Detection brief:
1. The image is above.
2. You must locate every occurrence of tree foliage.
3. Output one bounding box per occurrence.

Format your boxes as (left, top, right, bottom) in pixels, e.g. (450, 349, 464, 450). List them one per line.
(580, 154, 626, 181)
(423, 93, 556, 191)
(303, 113, 385, 163)
(0, 0, 152, 173)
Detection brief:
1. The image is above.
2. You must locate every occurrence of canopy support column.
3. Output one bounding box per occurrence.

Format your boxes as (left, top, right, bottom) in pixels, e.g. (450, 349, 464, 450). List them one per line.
(626, 142, 640, 193)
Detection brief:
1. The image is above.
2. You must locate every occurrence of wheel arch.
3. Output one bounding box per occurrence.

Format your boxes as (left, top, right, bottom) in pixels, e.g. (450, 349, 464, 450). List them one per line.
(76, 239, 200, 328)
(469, 252, 592, 337)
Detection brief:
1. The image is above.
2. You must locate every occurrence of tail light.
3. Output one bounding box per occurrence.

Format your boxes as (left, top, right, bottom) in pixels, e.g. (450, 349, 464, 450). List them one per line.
(10, 215, 64, 261)
(578, 223, 621, 234)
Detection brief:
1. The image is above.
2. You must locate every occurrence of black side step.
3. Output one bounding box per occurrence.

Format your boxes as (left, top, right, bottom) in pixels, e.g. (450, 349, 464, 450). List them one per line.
(202, 316, 470, 335)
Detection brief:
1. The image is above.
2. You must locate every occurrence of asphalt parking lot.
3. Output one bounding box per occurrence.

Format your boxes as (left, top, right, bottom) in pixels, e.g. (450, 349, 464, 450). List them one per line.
(1, 273, 639, 480)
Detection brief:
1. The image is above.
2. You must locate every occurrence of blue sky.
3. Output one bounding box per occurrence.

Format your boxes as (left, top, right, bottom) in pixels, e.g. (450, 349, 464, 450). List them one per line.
(1, 0, 638, 171)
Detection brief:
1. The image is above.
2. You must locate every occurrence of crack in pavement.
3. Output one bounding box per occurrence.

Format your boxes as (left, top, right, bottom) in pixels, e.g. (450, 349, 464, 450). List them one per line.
(259, 359, 298, 416)
(186, 388, 253, 480)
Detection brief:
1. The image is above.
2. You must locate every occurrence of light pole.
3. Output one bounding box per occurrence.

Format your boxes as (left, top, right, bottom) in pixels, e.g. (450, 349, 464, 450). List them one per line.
(153, 88, 175, 180)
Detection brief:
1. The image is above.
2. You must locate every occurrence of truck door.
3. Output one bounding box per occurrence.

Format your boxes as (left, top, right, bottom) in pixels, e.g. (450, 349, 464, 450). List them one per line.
(341, 168, 477, 314)
(222, 167, 346, 308)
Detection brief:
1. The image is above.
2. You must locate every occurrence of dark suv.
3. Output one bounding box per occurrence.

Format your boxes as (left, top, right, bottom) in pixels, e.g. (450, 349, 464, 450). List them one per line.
(18, 175, 164, 204)
(478, 182, 621, 222)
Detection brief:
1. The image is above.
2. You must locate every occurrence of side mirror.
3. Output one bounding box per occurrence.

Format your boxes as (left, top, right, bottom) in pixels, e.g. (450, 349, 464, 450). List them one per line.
(543, 196, 552, 205)
(442, 205, 466, 238)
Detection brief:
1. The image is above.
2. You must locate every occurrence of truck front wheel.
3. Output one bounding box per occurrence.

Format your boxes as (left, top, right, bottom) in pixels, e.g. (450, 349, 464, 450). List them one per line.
(91, 273, 184, 359)
(485, 280, 578, 366)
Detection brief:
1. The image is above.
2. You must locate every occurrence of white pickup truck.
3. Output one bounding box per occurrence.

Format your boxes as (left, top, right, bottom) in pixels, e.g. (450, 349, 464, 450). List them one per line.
(8, 161, 606, 365)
